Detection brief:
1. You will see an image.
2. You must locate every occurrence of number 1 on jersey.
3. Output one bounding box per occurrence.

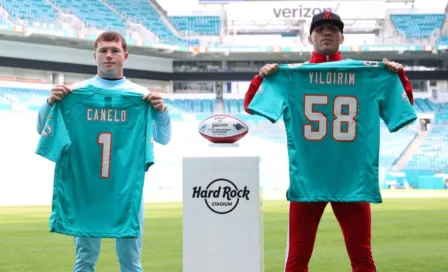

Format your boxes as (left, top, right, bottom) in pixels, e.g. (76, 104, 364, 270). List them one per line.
(98, 133, 112, 178)
(304, 95, 358, 142)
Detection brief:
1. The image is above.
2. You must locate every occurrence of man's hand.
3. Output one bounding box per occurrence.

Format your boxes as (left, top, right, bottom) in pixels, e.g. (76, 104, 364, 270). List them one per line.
(383, 58, 403, 72)
(259, 63, 279, 78)
(47, 85, 71, 106)
(143, 92, 167, 113)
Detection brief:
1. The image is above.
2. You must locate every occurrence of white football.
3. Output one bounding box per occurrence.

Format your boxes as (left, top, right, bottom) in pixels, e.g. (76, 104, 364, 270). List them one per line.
(198, 114, 249, 144)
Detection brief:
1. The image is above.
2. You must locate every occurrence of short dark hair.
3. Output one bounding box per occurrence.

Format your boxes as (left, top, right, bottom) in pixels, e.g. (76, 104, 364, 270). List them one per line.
(94, 31, 127, 52)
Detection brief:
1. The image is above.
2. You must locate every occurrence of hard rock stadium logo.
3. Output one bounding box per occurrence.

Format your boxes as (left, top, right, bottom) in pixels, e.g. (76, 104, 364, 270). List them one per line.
(192, 178, 250, 214)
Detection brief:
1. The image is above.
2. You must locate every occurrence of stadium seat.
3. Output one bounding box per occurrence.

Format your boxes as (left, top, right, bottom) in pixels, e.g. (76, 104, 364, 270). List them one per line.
(103, 0, 199, 45)
(164, 98, 216, 113)
(414, 98, 439, 113)
(51, 0, 128, 33)
(0, 87, 49, 105)
(0, 0, 57, 24)
(405, 127, 448, 171)
(379, 123, 417, 168)
(391, 14, 445, 40)
(0, 87, 221, 114)
(437, 36, 448, 45)
(435, 103, 448, 124)
(223, 98, 243, 114)
(168, 16, 221, 36)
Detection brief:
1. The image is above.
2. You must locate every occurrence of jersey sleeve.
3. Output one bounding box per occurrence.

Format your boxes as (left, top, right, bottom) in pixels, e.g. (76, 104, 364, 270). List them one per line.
(35, 103, 71, 162)
(246, 73, 288, 123)
(145, 106, 156, 171)
(378, 71, 417, 133)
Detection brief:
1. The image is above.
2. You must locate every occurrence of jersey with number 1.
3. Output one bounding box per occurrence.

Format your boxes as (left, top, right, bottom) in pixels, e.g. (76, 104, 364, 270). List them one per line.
(35, 85, 155, 238)
(248, 59, 417, 203)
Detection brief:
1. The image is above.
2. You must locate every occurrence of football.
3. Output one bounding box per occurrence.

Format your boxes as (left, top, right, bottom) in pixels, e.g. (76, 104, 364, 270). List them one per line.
(198, 114, 249, 144)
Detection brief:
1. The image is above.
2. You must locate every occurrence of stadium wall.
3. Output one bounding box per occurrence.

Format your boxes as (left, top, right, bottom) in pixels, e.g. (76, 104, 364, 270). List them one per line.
(0, 39, 174, 73)
(0, 67, 173, 93)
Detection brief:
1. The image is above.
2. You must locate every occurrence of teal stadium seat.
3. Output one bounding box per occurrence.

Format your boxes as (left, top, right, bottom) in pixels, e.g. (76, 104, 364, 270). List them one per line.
(391, 14, 445, 40)
(223, 98, 243, 114)
(413, 98, 439, 113)
(422, 98, 448, 125)
(51, 0, 127, 33)
(379, 123, 417, 168)
(103, 0, 199, 45)
(0, 0, 57, 24)
(437, 36, 448, 45)
(0, 87, 49, 105)
(168, 16, 220, 36)
(435, 113, 448, 125)
(405, 127, 448, 171)
(0, 0, 206, 44)
(164, 98, 216, 113)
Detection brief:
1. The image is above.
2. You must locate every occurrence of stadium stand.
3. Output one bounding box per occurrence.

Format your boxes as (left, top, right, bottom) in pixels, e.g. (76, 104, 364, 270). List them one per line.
(0, 0, 57, 24)
(223, 98, 244, 114)
(103, 0, 199, 45)
(401, 125, 448, 190)
(1, 0, 446, 48)
(0, 0, 203, 45)
(0, 1, 447, 194)
(437, 35, 448, 44)
(51, 0, 128, 33)
(164, 97, 216, 113)
(405, 127, 448, 172)
(391, 14, 446, 40)
(413, 98, 439, 112)
(379, 124, 418, 168)
(1, 85, 448, 192)
(0, 87, 48, 105)
(435, 103, 448, 124)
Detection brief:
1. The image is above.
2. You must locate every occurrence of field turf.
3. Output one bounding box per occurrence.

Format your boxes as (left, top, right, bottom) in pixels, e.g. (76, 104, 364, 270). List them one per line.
(1, 196, 447, 272)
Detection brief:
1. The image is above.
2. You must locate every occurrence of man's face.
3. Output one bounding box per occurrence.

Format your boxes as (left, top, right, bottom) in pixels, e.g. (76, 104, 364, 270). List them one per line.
(308, 24, 344, 55)
(94, 40, 128, 79)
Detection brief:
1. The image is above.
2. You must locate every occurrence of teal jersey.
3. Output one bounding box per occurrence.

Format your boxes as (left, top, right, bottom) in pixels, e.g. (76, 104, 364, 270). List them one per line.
(36, 85, 156, 238)
(248, 60, 417, 203)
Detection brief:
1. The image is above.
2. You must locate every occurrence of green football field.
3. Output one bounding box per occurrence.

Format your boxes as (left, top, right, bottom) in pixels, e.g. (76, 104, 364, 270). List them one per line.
(1, 196, 447, 272)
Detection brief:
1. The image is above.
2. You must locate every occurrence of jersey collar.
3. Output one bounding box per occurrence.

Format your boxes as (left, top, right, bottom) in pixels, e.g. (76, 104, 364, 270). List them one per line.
(95, 75, 127, 87)
(309, 51, 343, 63)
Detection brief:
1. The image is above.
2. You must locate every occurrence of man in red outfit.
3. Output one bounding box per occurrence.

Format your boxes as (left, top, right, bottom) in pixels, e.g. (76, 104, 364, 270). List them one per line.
(244, 12, 414, 272)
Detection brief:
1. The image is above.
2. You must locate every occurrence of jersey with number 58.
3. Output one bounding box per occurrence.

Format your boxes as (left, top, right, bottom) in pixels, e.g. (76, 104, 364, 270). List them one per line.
(36, 85, 155, 238)
(248, 59, 417, 203)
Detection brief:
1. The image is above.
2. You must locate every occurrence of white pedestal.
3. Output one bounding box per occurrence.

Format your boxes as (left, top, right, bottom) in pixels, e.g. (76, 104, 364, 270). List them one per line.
(182, 145, 263, 272)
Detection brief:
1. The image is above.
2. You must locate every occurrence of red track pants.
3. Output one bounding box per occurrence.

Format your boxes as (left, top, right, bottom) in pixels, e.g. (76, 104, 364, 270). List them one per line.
(284, 202, 376, 272)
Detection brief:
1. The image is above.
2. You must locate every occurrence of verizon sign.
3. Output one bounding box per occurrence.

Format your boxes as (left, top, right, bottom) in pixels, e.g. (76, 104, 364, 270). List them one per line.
(272, 5, 331, 19)
(226, 1, 386, 21)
